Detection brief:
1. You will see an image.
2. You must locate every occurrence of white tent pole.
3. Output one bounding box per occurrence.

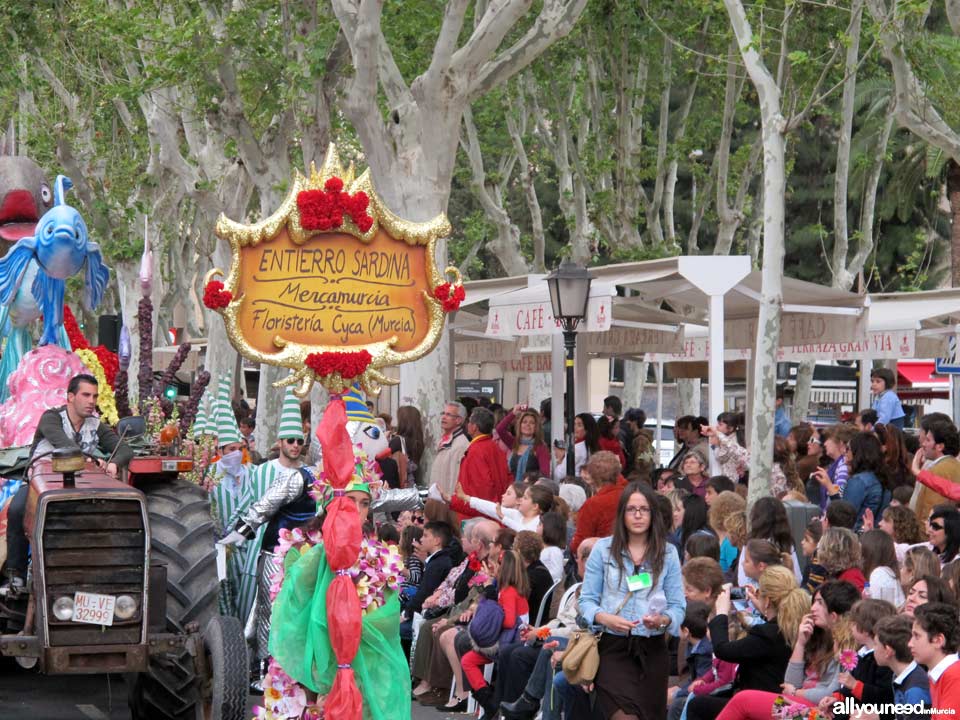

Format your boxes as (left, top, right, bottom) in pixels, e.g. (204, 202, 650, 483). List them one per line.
(858, 353, 872, 411)
(656, 361, 664, 463)
(708, 293, 724, 475)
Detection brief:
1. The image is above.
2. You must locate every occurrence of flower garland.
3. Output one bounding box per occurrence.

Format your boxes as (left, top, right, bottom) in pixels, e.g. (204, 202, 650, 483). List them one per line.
(771, 696, 822, 720)
(255, 659, 322, 720)
(75, 348, 119, 425)
(63, 306, 119, 386)
(254, 529, 402, 720)
(297, 177, 373, 233)
(203, 279, 233, 310)
(432, 281, 466, 312)
(304, 350, 372, 382)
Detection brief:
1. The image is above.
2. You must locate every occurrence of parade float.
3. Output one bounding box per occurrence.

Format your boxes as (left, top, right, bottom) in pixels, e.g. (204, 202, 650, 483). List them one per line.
(202, 144, 463, 720)
(0, 151, 247, 719)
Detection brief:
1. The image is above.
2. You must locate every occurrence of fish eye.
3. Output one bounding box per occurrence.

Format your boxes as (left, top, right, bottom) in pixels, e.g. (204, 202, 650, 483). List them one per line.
(44, 224, 53, 235)
(40, 184, 52, 205)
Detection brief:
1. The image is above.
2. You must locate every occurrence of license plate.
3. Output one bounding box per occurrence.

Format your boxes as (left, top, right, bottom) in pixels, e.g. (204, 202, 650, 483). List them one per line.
(72, 592, 116, 626)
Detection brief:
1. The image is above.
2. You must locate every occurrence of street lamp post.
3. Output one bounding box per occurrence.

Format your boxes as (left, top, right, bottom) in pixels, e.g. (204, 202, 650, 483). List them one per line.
(546, 259, 592, 477)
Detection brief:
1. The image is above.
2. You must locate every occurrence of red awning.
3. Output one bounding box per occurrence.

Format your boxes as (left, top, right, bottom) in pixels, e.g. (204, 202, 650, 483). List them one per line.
(898, 361, 948, 388)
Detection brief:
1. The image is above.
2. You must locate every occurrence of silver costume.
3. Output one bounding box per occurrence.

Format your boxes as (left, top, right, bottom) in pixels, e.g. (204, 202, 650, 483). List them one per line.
(235, 461, 311, 663)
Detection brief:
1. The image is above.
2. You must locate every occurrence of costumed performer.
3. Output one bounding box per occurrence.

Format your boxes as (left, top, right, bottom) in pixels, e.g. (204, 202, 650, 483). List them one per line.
(264, 443, 411, 720)
(208, 376, 262, 621)
(219, 387, 316, 680)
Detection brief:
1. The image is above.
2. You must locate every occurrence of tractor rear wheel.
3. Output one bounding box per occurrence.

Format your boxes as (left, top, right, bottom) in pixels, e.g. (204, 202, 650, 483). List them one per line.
(129, 479, 245, 719)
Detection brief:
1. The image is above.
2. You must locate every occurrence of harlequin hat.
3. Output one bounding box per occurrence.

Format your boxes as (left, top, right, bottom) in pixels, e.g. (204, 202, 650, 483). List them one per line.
(213, 376, 242, 446)
(311, 448, 384, 508)
(277, 387, 304, 440)
(343, 384, 375, 424)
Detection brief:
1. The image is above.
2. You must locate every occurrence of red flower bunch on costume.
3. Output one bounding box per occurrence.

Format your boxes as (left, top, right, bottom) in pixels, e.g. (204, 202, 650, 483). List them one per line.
(62, 305, 119, 386)
(297, 177, 374, 233)
(432, 282, 466, 312)
(203, 280, 233, 309)
(467, 552, 482, 573)
(305, 350, 373, 380)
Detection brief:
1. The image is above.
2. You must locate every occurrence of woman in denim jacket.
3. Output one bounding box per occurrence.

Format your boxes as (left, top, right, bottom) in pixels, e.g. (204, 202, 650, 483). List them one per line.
(579, 481, 686, 720)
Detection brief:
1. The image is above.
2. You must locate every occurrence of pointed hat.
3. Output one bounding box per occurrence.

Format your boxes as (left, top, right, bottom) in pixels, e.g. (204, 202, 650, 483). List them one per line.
(192, 393, 211, 438)
(213, 376, 241, 446)
(277, 386, 304, 440)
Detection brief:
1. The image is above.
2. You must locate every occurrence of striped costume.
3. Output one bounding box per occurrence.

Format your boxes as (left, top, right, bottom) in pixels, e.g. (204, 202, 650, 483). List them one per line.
(210, 460, 271, 622)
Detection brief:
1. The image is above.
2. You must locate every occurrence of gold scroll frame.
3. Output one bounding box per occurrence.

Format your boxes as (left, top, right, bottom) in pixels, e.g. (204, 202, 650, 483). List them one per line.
(205, 144, 456, 398)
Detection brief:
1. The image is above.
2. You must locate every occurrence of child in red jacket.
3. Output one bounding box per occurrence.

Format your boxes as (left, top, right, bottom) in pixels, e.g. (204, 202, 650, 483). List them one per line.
(461, 548, 530, 717)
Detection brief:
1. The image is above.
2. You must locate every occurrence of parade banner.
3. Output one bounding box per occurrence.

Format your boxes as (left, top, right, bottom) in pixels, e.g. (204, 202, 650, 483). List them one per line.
(644, 330, 915, 363)
(205, 145, 461, 396)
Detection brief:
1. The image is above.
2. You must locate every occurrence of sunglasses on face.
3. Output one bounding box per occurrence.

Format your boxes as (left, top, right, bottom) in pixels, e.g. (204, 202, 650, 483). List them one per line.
(284, 438, 305, 446)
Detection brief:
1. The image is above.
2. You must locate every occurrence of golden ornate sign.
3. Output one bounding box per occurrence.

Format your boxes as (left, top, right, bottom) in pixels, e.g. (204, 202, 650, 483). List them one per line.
(205, 144, 461, 397)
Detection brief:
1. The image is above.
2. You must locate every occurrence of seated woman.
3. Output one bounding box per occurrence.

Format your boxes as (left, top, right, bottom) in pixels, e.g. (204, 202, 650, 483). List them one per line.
(814, 527, 866, 592)
(710, 580, 860, 720)
(685, 565, 806, 720)
(901, 575, 956, 617)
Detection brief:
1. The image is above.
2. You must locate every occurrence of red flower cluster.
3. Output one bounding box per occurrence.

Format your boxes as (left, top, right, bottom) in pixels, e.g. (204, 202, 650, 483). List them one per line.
(62, 306, 119, 386)
(297, 177, 374, 233)
(305, 349, 373, 380)
(95, 347, 119, 386)
(432, 282, 466, 312)
(63, 305, 88, 352)
(203, 280, 233, 309)
(467, 552, 482, 572)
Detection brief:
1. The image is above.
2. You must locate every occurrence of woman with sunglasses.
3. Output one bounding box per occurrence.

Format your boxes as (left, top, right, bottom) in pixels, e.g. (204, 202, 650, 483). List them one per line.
(926, 504, 960, 565)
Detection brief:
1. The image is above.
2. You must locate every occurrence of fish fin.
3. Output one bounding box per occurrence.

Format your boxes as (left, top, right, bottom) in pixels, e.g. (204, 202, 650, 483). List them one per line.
(83, 243, 110, 310)
(0, 238, 36, 305)
(54, 175, 73, 206)
(31, 269, 65, 346)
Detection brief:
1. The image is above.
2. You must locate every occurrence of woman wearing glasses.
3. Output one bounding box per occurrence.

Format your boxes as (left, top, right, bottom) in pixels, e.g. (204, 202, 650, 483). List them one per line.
(926, 504, 960, 565)
(578, 481, 686, 720)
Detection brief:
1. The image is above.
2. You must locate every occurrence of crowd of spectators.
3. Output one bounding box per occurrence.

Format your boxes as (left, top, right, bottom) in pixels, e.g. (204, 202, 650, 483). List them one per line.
(384, 390, 960, 719)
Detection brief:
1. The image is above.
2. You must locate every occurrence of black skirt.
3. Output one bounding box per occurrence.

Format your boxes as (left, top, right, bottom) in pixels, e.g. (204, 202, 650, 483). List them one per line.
(595, 632, 669, 720)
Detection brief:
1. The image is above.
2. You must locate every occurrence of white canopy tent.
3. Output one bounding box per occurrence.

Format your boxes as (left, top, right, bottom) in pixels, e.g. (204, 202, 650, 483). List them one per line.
(454, 257, 869, 468)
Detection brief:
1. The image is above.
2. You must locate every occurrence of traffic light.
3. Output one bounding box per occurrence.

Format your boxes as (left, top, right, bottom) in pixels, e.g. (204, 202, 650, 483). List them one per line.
(163, 385, 177, 401)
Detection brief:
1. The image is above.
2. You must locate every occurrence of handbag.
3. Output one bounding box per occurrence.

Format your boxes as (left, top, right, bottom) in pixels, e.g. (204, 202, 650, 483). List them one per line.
(561, 590, 635, 685)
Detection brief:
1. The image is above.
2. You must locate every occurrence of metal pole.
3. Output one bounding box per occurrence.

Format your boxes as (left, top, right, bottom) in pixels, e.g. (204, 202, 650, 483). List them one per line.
(564, 328, 578, 477)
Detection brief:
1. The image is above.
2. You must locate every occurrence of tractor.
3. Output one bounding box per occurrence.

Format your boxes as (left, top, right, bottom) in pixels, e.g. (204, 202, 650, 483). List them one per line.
(0, 445, 248, 720)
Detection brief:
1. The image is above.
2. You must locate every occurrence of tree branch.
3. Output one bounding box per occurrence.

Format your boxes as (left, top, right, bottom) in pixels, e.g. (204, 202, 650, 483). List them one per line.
(865, 0, 960, 163)
(466, 0, 589, 101)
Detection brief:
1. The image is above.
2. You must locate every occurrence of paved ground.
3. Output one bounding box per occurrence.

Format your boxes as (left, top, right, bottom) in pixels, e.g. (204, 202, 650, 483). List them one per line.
(0, 659, 451, 720)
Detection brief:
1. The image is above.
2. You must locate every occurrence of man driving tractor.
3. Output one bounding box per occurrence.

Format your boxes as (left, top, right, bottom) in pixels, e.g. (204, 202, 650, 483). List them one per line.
(0, 372, 133, 596)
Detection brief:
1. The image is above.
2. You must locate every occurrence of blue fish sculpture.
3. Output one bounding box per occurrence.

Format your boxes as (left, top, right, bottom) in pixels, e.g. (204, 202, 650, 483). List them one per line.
(0, 175, 109, 347)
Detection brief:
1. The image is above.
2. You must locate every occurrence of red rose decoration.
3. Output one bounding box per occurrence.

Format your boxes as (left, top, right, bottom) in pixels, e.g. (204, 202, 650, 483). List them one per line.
(297, 177, 374, 234)
(467, 552, 482, 573)
(432, 282, 465, 312)
(203, 280, 233, 309)
(305, 350, 373, 380)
